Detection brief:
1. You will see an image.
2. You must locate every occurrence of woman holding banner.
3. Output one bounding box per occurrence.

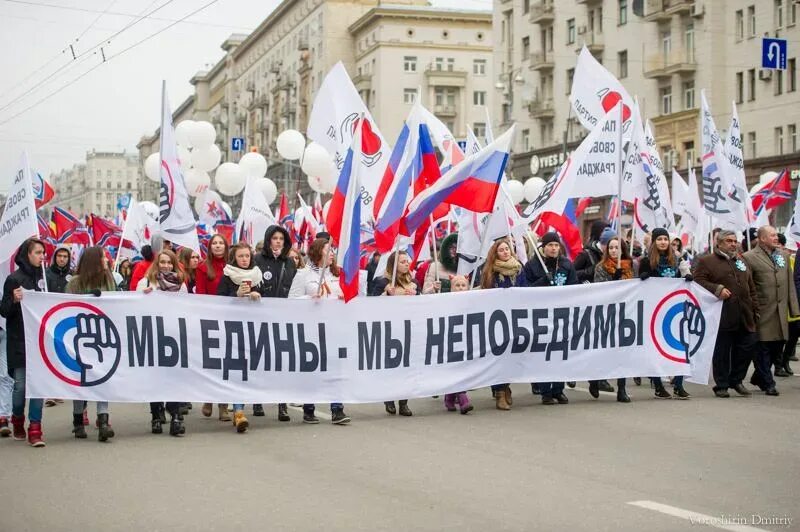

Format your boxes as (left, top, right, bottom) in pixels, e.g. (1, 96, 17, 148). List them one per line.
(639, 228, 693, 400)
(66, 246, 118, 441)
(179, 248, 200, 294)
(288, 238, 351, 425)
(375, 251, 418, 417)
(480, 238, 522, 411)
(593, 236, 636, 403)
(217, 242, 264, 433)
(195, 234, 232, 421)
(137, 249, 188, 436)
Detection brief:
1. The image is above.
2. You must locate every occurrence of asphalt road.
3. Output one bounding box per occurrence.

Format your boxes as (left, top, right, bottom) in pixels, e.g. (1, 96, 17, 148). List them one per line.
(1, 376, 798, 532)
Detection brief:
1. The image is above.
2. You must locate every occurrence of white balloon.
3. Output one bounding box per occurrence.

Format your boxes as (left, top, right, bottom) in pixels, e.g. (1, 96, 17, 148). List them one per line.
(184, 168, 210, 197)
(139, 200, 160, 221)
(255, 178, 278, 204)
(144, 152, 161, 182)
(175, 120, 196, 147)
(319, 171, 337, 194)
(194, 190, 222, 215)
(507, 179, 525, 205)
(239, 152, 268, 178)
(322, 199, 332, 221)
(301, 142, 333, 177)
(189, 121, 216, 149)
(523, 177, 547, 203)
(191, 144, 222, 172)
(177, 146, 192, 169)
(214, 162, 246, 196)
(276, 129, 305, 160)
(307, 174, 324, 194)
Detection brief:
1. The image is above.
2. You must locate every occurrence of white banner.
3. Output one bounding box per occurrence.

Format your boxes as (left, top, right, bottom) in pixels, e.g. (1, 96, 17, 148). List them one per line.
(0, 151, 38, 263)
(23, 279, 721, 403)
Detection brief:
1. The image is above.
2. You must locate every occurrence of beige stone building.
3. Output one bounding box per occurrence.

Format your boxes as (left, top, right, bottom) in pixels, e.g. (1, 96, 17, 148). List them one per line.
(495, 0, 800, 226)
(50, 150, 141, 218)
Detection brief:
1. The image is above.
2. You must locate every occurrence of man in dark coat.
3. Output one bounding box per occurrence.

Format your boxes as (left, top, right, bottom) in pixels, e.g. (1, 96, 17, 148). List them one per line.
(46, 244, 71, 293)
(693, 230, 760, 397)
(0, 238, 47, 445)
(573, 219, 608, 284)
(252, 225, 297, 420)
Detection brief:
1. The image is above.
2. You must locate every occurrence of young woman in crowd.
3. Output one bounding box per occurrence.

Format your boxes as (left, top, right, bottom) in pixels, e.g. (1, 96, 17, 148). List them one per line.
(442, 274, 474, 415)
(592, 235, 635, 403)
(66, 246, 118, 441)
(288, 248, 306, 271)
(137, 249, 188, 436)
(116, 259, 132, 291)
(179, 248, 200, 293)
(216, 242, 264, 433)
(480, 238, 522, 410)
(516, 232, 578, 405)
(288, 238, 351, 425)
(194, 234, 232, 421)
(373, 250, 417, 416)
(639, 227, 693, 400)
(0, 238, 48, 447)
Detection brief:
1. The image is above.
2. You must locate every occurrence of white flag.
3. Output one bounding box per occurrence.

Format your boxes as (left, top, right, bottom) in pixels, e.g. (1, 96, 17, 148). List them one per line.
(700, 90, 746, 231)
(158, 82, 200, 251)
(672, 169, 702, 234)
(118, 199, 159, 261)
(570, 46, 635, 140)
(0, 151, 39, 263)
(726, 102, 755, 226)
(307, 62, 391, 222)
(235, 177, 277, 247)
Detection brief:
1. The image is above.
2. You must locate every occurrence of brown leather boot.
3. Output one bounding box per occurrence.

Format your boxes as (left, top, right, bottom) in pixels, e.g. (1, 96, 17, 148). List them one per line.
(495, 390, 511, 410)
(504, 385, 513, 406)
(201, 403, 212, 417)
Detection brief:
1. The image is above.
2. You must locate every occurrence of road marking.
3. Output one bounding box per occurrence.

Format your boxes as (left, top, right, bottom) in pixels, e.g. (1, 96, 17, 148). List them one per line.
(627, 501, 770, 532)
(287, 405, 332, 420)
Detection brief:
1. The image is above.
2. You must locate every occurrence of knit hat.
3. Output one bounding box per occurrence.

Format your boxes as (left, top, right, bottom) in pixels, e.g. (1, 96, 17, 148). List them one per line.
(589, 219, 609, 241)
(541, 232, 561, 246)
(651, 228, 669, 241)
(599, 227, 617, 246)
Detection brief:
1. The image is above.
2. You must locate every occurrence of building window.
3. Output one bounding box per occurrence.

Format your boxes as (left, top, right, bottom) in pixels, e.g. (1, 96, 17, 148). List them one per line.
(523, 0, 530, 14)
(106, 193, 112, 202)
(95, 181, 101, 188)
(789, 58, 796, 91)
(434, 87, 456, 107)
(403, 89, 417, 104)
(106, 181, 112, 189)
(776, 0, 784, 28)
(473, 91, 487, 106)
(685, 24, 695, 62)
(775, 126, 785, 154)
(790, 1, 797, 25)
(618, 50, 628, 79)
(736, 72, 744, 103)
(789, 124, 797, 152)
(619, 0, 628, 25)
(567, 19, 576, 44)
(546, 25, 553, 51)
(522, 129, 530, 151)
(95, 193, 101, 201)
(96, 170, 101, 178)
(434, 57, 444, 71)
(683, 80, 695, 109)
(522, 36, 530, 59)
(748, 131, 757, 158)
(748, 69, 756, 100)
(446, 58, 455, 72)
(683, 141, 696, 169)
(403, 56, 417, 72)
(127, 182, 132, 189)
(473, 59, 486, 75)
(661, 146, 675, 169)
(660, 86, 672, 115)
(474, 122, 486, 139)
(566, 68, 575, 92)
(748, 5, 756, 36)
(775, 69, 784, 95)
(736, 9, 744, 39)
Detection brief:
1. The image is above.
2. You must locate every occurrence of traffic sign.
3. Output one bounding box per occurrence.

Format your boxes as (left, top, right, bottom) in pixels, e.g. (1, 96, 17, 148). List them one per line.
(762, 38, 787, 70)
(231, 137, 246, 151)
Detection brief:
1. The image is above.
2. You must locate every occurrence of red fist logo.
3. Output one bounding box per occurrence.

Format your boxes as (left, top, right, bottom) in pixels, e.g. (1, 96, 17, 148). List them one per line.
(597, 88, 631, 123)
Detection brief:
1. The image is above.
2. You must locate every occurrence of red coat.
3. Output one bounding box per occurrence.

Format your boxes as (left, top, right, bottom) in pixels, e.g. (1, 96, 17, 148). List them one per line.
(129, 260, 151, 292)
(195, 256, 227, 295)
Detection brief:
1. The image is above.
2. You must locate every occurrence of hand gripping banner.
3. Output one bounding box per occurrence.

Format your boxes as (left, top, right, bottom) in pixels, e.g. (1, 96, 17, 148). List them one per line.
(23, 279, 721, 403)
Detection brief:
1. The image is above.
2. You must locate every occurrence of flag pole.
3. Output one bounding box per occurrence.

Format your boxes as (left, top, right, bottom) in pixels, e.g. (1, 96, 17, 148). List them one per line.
(616, 102, 624, 268)
(708, 215, 714, 253)
(429, 214, 440, 285)
(470, 214, 492, 290)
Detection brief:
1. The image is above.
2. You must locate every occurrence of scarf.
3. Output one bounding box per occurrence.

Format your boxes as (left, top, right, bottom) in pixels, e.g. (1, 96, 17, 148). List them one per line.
(493, 257, 521, 280)
(157, 271, 183, 292)
(602, 257, 633, 279)
(223, 264, 264, 287)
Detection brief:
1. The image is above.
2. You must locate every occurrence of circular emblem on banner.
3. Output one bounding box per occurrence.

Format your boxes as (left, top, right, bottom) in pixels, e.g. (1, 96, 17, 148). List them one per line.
(263, 270, 273, 281)
(529, 155, 540, 175)
(650, 289, 706, 363)
(38, 301, 122, 387)
(37, 279, 45, 290)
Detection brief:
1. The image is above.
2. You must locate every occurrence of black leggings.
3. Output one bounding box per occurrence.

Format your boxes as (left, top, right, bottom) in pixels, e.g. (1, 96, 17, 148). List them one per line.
(150, 402, 181, 419)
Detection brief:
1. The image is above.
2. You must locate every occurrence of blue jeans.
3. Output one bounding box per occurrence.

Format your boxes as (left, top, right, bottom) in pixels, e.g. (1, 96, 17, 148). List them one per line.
(233, 403, 245, 412)
(73, 400, 108, 415)
(304, 403, 343, 413)
(12, 368, 43, 422)
(650, 376, 684, 389)
(538, 382, 564, 397)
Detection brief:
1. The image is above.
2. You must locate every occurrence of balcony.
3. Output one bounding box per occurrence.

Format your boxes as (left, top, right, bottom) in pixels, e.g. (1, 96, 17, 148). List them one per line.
(644, 0, 693, 22)
(643, 49, 697, 78)
(527, 98, 555, 119)
(433, 104, 457, 117)
(529, 2, 555, 24)
(281, 102, 297, 117)
(352, 73, 372, 92)
(577, 31, 604, 54)
(424, 65, 467, 88)
(529, 52, 555, 71)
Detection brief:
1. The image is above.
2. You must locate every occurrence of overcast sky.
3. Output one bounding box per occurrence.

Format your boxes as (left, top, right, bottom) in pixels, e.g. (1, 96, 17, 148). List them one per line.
(0, 0, 491, 192)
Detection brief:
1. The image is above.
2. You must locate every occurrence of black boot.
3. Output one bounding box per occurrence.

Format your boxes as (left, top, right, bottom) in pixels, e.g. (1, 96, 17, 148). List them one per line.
(97, 413, 115, 442)
(616, 379, 630, 403)
(253, 404, 265, 417)
(151, 418, 163, 434)
(398, 400, 412, 416)
(384, 401, 396, 415)
(169, 416, 184, 436)
(277, 403, 290, 422)
(588, 381, 600, 399)
(597, 380, 615, 393)
(72, 414, 87, 439)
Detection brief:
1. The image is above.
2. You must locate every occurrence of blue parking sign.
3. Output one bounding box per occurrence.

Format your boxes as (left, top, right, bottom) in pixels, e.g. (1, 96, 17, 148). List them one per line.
(231, 137, 245, 151)
(762, 38, 787, 70)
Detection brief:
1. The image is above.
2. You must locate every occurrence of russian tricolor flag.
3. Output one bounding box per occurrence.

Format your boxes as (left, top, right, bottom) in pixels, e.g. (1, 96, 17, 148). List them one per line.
(401, 126, 514, 237)
(373, 103, 440, 253)
(328, 117, 364, 302)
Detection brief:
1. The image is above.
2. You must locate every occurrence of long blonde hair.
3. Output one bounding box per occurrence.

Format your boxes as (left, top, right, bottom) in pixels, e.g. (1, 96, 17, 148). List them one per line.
(145, 250, 184, 285)
(385, 251, 414, 288)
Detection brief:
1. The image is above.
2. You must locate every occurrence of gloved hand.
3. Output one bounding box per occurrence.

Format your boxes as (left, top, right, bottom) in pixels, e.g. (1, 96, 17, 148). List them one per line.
(640, 271, 650, 281)
(612, 268, 623, 281)
(684, 274, 694, 282)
